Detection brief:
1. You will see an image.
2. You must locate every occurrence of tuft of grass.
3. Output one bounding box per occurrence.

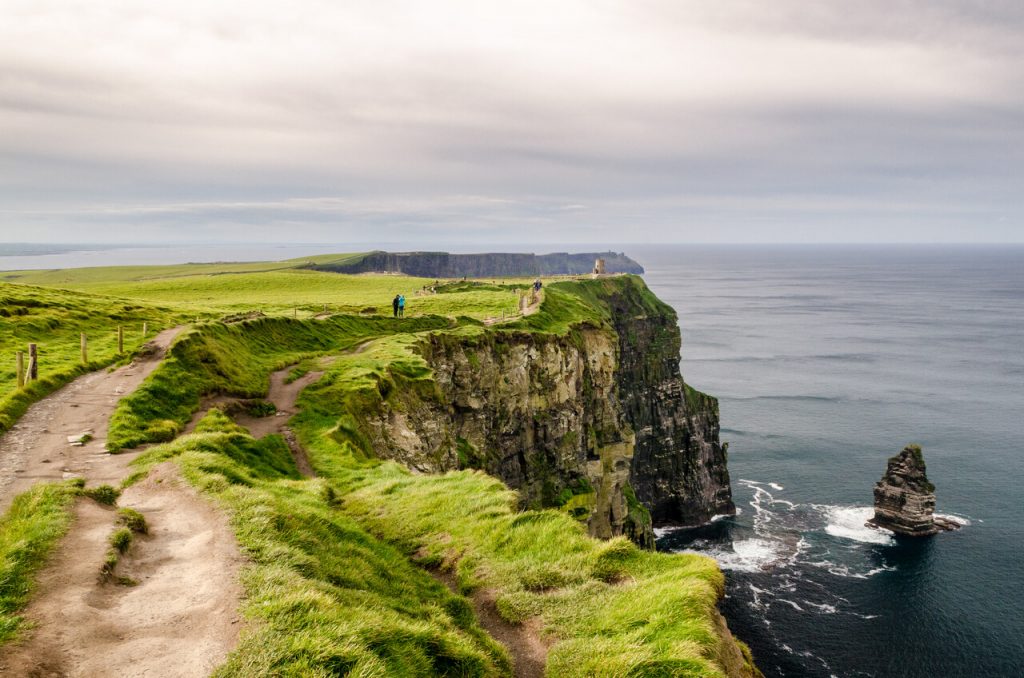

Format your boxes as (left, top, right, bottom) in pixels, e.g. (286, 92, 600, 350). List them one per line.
(108, 526, 132, 553)
(243, 400, 276, 418)
(101, 526, 134, 579)
(82, 484, 120, 506)
(116, 507, 148, 534)
(0, 480, 80, 644)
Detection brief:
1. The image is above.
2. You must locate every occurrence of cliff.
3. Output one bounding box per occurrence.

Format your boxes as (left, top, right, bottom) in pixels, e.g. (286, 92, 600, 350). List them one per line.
(346, 276, 735, 546)
(303, 250, 645, 277)
(867, 444, 960, 536)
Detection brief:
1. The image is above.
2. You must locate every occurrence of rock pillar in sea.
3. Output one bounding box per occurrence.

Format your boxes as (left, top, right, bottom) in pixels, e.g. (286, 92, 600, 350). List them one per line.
(867, 444, 960, 536)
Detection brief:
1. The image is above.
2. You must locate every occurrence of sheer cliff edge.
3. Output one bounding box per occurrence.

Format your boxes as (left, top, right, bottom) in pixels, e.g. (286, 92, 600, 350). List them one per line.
(351, 275, 736, 547)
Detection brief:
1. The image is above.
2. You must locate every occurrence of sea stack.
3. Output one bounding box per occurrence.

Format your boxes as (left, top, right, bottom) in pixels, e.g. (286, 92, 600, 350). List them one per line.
(867, 444, 960, 536)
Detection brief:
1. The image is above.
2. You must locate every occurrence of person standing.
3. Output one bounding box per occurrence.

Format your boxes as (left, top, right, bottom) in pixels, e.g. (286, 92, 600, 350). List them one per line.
(398, 294, 406, 317)
(392, 294, 400, 318)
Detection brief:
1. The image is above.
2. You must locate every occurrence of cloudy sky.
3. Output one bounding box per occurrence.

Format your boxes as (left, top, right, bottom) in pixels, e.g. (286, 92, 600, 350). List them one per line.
(1, 0, 1022, 245)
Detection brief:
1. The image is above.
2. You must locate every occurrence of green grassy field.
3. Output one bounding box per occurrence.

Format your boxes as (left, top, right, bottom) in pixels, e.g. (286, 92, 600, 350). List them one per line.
(0, 252, 370, 286)
(0, 283, 191, 432)
(1, 254, 528, 319)
(0, 261, 536, 433)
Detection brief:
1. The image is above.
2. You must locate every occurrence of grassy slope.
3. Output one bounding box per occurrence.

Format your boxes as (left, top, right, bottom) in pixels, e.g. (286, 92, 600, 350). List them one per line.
(0, 480, 81, 643)
(129, 410, 512, 676)
(103, 277, 742, 677)
(0, 282, 190, 433)
(106, 315, 453, 451)
(292, 326, 731, 677)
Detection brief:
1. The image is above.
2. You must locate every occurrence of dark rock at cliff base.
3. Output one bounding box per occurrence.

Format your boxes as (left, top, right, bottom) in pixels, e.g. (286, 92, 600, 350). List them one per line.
(867, 444, 960, 536)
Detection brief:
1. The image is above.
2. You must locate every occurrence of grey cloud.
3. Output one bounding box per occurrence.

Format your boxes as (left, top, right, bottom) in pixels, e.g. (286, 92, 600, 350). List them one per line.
(0, 0, 1021, 244)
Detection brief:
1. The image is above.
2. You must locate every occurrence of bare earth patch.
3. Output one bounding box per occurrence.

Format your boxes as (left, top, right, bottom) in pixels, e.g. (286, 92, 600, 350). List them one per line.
(0, 463, 243, 677)
(0, 327, 184, 513)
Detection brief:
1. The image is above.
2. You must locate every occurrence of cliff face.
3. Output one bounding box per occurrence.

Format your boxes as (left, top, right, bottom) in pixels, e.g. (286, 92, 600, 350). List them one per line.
(306, 250, 645, 277)
(601, 281, 736, 525)
(350, 277, 734, 546)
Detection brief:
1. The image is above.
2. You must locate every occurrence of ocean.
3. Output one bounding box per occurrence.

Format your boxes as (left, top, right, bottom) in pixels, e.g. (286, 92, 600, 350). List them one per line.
(634, 245, 1024, 678)
(2, 242, 1021, 676)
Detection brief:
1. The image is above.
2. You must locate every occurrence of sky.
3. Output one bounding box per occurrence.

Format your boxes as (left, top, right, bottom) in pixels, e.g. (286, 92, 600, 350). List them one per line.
(1, 0, 1022, 245)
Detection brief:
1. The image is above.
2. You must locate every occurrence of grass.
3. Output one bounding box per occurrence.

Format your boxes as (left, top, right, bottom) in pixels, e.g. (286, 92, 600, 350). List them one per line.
(6, 268, 526, 320)
(101, 526, 134, 579)
(0, 282, 190, 433)
(0, 269, 751, 675)
(127, 411, 512, 676)
(109, 279, 741, 675)
(289, 335, 736, 677)
(0, 480, 81, 644)
(116, 507, 148, 534)
(82, 484, 121, 506)
(106, 314, 452, 451)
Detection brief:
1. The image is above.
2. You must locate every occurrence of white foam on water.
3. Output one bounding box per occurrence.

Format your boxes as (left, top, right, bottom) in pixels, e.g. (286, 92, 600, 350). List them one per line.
(803, 601, 838, 614)
(703, 538, 785, 572)
(823, 506, 895, 545)
(935, 513, 971, 526)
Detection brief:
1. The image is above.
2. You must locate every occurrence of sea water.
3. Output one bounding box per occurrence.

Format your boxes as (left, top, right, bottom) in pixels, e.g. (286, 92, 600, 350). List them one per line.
(635, 245, 1024, 678)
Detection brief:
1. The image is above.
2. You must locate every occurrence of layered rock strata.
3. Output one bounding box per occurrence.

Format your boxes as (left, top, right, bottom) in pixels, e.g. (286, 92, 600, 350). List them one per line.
(867, 444, 960, 536)
(352, 277, 735, 547)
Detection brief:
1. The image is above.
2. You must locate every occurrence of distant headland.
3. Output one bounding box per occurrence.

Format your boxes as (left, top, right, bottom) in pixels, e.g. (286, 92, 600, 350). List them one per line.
(299, 250, 645, 278)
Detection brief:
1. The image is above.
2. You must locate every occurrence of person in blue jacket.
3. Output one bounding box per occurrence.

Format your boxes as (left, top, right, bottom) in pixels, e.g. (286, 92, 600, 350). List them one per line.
(398, 294, 406, 317)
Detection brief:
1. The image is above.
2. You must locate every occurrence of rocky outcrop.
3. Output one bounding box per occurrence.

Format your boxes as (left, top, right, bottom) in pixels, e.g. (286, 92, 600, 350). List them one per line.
(867, 444, 960, 536)
(349, 277, 734, 547)
(304, 250, 645, 277)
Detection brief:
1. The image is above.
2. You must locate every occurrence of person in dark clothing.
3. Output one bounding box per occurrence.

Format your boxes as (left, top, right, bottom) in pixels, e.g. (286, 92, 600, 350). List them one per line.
(392, 294, 400, 317)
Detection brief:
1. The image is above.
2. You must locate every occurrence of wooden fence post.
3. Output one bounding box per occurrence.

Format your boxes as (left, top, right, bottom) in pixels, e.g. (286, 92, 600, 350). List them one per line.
(28, 343, 38, 381)
(142, 322, 148, 338)
(16, 351, 24, 388)
(117, 326, 124, 354)
(81, 333, 88, 364)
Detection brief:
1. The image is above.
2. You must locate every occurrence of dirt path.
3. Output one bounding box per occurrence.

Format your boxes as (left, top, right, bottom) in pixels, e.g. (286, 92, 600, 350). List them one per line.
(183, 366, 323, 478)
(434, 572, 548, 678)
(0, 327, 185, 513)
(0, 325, 246, 676)
(0, 463, 244, 678)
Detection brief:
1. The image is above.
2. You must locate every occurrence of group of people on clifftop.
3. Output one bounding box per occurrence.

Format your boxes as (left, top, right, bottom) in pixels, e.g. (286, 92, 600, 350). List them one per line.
(391, 294, 406, 317)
